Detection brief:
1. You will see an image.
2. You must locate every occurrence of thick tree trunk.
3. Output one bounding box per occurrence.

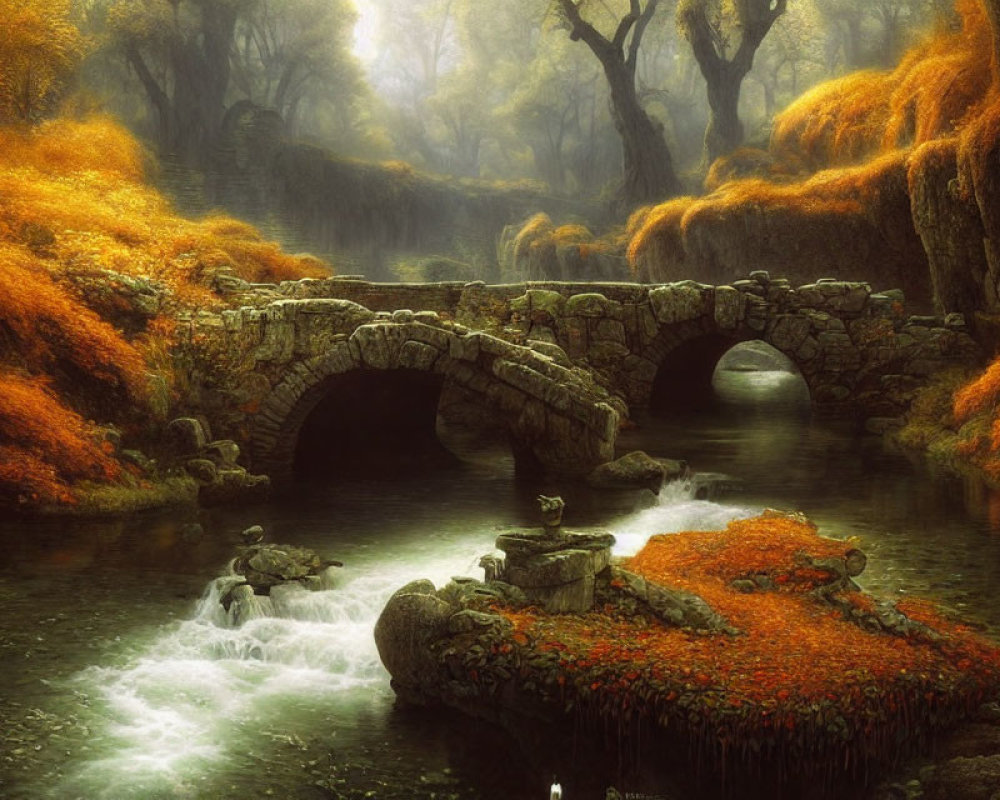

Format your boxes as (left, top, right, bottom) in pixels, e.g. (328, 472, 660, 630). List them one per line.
(558, 0, 682, 206)
(680, 0, 785, 167)
(606, 65, 681, 203)
(144, 2, 239, 164)
(704, 68, 744, 164)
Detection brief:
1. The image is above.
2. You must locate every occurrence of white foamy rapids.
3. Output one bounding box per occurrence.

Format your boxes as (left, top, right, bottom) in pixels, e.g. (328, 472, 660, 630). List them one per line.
(611, 479, 759, 556)
(62, 536, 492, 798)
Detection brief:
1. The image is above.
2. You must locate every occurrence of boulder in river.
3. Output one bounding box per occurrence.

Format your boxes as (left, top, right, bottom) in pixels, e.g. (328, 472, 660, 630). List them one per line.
(230, 542, 343, 594)
(585, 451, 673, 494)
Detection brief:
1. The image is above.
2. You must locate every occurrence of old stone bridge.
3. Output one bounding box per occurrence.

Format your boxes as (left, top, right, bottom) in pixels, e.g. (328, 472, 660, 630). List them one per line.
(186, 272, 979, 483)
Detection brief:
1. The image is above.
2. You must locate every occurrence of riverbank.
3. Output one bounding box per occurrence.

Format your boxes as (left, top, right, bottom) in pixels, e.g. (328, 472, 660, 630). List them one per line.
(0, 115, 327, 515)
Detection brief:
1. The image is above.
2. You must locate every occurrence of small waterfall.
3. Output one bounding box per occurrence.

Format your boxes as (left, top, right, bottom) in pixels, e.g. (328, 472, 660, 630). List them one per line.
(59, 537, 490, 799)
(56, 484, 751, 797)
(612, 477, 758, 556)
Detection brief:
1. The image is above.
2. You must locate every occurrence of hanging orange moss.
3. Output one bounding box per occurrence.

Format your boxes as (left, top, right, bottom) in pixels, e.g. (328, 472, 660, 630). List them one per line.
(771, 72, 893, 171)
(630, 151, 927, 297)
(771, 0, 991, 173)
(626, 197, 695, 282)
(702, 147, 802, 192)
(882, 7, 992, 152)
(492, 515, 1000, 787)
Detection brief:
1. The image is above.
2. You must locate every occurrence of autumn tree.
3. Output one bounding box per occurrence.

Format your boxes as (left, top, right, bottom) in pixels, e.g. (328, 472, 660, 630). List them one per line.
(678, 0, 788, 164)
(229, 0, 365, 139)
(749, 1, 826, 123)
(986, 0, 1000, 81)
(0, 0, 83, 123)
(106, 0, 245, 163)
(555, 0, 682, 204)
(102, 0, 364, 163)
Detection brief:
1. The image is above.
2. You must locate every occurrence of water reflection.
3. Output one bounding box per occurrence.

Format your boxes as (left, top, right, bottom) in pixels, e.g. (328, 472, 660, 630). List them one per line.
(2, 368, 1000, 799)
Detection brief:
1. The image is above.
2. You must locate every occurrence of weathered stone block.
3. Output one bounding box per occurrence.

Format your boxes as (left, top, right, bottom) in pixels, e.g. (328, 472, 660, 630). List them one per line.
(714, 285, 745, 329)
(526, 575, 595, 614)
(351, 324, 397, 369)
(510, 289, 565, 320)
(767, 315, 810, 353)
(398, 340, 440, 371)
(506, 549, 593, 588)
(168, 417, 208, 455)
(592, 317, 627, 343)
(185, 458, 218, 483)
(586, 451, 666, 493)
(587, 341, 630, 364)
(403, 322, 451, 351)
(449, 332, 480, 361)
(565, 292, 619, 319)
(648, 283, 712, 325)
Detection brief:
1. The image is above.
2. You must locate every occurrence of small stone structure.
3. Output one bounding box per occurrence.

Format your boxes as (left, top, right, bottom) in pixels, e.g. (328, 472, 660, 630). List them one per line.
(491, 496, 615, 613)
(221, 531, 343, 626)
(166, 416, 270, 506)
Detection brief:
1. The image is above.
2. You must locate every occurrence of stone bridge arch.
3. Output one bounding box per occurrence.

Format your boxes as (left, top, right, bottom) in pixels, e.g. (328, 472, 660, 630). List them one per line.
(630, 277, 977, 416)
(244, 307, 619, 485)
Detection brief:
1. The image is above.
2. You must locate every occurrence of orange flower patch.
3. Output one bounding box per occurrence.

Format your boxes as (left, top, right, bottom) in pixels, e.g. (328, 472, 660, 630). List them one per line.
(494, 516, 1000, 783)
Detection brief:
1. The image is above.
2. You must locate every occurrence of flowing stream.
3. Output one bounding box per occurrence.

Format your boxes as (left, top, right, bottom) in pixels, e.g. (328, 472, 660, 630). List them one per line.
(3, 368, 1000, 799)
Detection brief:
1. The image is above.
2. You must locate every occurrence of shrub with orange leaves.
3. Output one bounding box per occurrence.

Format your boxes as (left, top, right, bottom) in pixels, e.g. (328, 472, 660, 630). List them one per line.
(485, 515, 1000, 791)
(0, 244, 148, 402)
(928, 356, 1000, 479)
(0, 113, 330, 508)
(0, 372, 122, 506)
(0, 115, 328, 306)
(506, 213, 625, 280)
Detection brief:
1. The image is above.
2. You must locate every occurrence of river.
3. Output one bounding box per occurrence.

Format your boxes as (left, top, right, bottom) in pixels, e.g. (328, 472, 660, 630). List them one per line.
(2, 367, 999, 800)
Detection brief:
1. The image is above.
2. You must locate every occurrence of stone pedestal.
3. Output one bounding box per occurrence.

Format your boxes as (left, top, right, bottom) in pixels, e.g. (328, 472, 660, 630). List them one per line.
(494, 528, 614, 613)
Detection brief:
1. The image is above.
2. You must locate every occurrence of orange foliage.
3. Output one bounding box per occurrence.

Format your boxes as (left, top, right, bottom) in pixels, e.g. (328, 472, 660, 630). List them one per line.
(703, 147, 802, 192)
(628, 514, 849, 588)
(772, 0, 991, 173)
(771, 72, 893, 170)
(0, 114, 329, 505)
(0, 372, 121, 505)
(882, 5, 992, 151)
(954, 357, 1000, 423)
(0, 116, 328, 303)
(0, 0, 83, 122)
(947, 355, 1000, 474)
(626, 197, 694, 281)
(0, 244, 147, 399)
(498, 515, 1000, 781)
